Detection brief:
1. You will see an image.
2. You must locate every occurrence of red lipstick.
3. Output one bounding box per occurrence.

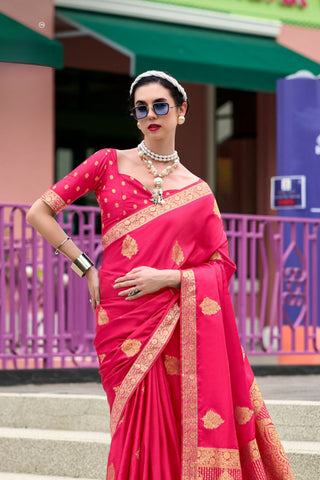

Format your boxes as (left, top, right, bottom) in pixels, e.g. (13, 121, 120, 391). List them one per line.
(148, 124, 161, 131)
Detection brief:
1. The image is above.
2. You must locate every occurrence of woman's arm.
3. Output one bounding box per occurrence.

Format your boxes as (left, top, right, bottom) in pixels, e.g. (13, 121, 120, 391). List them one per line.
(26, 199, 100, 309)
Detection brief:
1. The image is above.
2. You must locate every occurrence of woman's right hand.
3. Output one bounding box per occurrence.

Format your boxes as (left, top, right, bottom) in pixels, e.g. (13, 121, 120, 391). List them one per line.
(85, 267, 101, 310)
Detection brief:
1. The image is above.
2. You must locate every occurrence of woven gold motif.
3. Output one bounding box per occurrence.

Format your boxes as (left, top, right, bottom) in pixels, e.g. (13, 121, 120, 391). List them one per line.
(172, 241, 184, 265)
(200, 297, 221, 316)
(213, 199, 221, 218)
(121, 339, 141, 357)
(113, 385, 120, 394)
(98, 354, 106, 364)
(102, 182, 212, 249)
(201, 410, 225, 429)
(249, 378, 264, 415)
(121, 234, 138, 259)
(218, 472, 234, 480)
(234, 406, 254, 425)
(40, 189, 66, 214)
(209, 250, 222, 261)
(107, 463, 115, 480)
(164, 355, 180, 375)
(197, 447, 241, 469)
(241, 345, 246, 360)
(97, 307, 109, 325)
(135, 448, 141, 460)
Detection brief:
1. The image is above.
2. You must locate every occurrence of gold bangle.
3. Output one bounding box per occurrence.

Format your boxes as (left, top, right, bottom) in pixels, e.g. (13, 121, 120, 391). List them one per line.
(55, 236, 71, 255)
(71, 253, 94, 278)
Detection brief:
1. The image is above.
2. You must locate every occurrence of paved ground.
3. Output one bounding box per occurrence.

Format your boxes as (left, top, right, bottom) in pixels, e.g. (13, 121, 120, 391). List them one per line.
(0, 375, 319, 401)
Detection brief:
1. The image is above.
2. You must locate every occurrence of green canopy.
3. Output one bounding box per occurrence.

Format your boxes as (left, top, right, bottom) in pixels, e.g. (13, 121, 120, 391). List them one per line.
(0, 13, 63, 68)
(57, 8, 319, 92)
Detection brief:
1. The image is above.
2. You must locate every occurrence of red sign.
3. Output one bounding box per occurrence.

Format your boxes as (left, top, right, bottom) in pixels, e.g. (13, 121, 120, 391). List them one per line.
(252, 0, 308, 7)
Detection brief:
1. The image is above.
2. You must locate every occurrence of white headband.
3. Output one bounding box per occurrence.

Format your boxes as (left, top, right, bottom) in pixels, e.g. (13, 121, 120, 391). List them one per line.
(129, 70, 188, 102)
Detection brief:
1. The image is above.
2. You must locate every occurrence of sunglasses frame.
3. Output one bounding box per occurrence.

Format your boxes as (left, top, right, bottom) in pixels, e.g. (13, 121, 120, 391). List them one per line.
(131, 102, 178, 120)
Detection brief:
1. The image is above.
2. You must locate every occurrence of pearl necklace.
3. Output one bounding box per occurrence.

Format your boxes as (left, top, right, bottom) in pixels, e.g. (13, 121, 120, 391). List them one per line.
(138, 141, 178, 163)
(138, 145, 180, 205)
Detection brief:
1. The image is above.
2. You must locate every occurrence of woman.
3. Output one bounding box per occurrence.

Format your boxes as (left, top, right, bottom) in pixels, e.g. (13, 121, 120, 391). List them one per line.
(27, 71, 295, 480)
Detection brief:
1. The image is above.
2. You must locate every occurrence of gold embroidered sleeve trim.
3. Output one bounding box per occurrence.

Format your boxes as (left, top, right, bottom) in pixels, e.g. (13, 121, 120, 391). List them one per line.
(181, 269, 198, 480)
(102, 182, 212, 249)
(40, 189, 66, 214)
(110, 302, 180, 436)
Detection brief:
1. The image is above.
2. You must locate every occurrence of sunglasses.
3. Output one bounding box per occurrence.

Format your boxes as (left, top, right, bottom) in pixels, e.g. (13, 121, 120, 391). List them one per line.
(131, 102, 177, 120)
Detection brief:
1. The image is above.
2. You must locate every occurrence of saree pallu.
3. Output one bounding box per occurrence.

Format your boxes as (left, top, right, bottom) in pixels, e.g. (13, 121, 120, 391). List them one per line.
(94, 181, 295, 480)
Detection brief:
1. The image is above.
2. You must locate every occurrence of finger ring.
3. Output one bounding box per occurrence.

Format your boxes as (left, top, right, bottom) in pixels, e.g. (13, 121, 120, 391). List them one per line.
(128, 287, 140, 297)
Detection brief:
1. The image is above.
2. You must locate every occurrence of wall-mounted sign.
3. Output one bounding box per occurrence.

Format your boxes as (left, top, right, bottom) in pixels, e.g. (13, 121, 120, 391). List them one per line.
(149, 1, 319, 29)
(271, 175, 306, 209)
(254, 1, 307, 7)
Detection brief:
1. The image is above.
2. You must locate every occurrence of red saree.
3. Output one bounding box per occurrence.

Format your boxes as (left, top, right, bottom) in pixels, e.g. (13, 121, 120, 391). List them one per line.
(41, 149, 295, 480)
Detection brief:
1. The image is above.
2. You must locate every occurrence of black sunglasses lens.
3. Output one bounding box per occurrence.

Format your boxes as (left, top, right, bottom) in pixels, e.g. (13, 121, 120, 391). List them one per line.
(133, 106, 148, 120)
(153, 103, 169, 116)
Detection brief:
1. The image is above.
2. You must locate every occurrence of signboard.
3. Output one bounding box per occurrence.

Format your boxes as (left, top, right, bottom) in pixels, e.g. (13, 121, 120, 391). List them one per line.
(148, 0, 320, 28)
(271, 175, 306, 209)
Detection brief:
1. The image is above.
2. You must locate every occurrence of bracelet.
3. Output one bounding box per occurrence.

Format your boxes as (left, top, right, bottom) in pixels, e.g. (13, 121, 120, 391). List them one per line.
(71, 253, 94, 278)
(55, 236, 71, 255)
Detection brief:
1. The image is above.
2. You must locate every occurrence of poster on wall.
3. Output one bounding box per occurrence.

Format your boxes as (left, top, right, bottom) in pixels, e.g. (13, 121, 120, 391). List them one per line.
(270, 175, 306, 209)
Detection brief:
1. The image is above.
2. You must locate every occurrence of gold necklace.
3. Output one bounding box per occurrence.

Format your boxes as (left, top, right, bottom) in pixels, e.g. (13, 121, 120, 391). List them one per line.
(138, 146, 180, 205)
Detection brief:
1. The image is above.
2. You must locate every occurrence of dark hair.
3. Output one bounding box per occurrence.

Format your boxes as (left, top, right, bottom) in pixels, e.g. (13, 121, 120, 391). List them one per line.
(128, 74, 189, 114)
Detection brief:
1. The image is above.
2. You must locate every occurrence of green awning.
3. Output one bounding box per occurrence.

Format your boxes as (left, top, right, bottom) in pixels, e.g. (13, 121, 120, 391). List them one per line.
(0, 13, 63, 68)
(57, 8, 319, 92)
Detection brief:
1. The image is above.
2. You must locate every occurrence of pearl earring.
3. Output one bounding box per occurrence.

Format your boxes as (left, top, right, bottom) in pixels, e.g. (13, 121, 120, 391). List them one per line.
(178, 116, 185, 125)
(137, 122, 141, 129)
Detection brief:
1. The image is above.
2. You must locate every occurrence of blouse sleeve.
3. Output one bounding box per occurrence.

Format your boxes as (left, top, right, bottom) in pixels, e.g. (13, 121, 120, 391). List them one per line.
(40, 149, 109, 214)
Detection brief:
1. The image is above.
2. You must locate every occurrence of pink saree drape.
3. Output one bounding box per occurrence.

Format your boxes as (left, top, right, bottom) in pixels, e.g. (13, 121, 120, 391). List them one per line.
(94, 181, 294, 480)
(40, 149, 295, 480)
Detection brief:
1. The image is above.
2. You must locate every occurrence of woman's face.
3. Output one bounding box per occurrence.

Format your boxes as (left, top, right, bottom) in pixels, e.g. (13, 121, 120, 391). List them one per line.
(133, 82, 187, 141)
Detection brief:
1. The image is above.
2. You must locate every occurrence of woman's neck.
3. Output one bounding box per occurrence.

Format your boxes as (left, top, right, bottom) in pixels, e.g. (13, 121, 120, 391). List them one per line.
(143, 137, 176, 156)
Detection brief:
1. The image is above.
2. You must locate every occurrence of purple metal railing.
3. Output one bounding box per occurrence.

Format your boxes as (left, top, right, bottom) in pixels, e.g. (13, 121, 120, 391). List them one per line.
(1, 203, 319, 369)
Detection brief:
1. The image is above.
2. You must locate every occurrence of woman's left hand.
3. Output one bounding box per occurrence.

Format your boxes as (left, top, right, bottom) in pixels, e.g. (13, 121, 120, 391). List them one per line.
(114, 266, 180, 300)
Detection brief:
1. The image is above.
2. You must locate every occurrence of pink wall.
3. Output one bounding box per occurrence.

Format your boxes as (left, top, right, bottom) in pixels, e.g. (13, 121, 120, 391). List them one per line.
(0, 0, 55, 204)
(1, 0, 54, 38)
(277, 24, 320, 65)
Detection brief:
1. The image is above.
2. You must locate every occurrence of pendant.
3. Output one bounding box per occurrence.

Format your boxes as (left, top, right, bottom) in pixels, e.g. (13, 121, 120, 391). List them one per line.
(151, 187, 164, 205)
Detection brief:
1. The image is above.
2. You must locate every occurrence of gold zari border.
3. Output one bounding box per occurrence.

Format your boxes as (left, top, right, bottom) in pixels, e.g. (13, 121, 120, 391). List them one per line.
(102, 182, 212, 249)
(40, 189, 66, 215)
(197, 446, 241, 469)
(181, 269, 198, 480)
(110, 302, 180, 436)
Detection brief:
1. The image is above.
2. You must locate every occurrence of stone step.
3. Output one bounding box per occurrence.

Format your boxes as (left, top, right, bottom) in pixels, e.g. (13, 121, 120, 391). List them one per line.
(265, 399, 320, 442)
(0, 393, 109, 432)
(283, 440, 320, 480)
(0, 475, 97, 480)
(0, 427, 110, 479)
(1, 393, 319, 442)
(0, 430, 318, 480)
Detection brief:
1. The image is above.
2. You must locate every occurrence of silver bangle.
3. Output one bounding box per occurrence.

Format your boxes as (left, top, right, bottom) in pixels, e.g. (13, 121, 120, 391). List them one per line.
(55, 236, 71, 255)
(71, 253, 94, 277)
